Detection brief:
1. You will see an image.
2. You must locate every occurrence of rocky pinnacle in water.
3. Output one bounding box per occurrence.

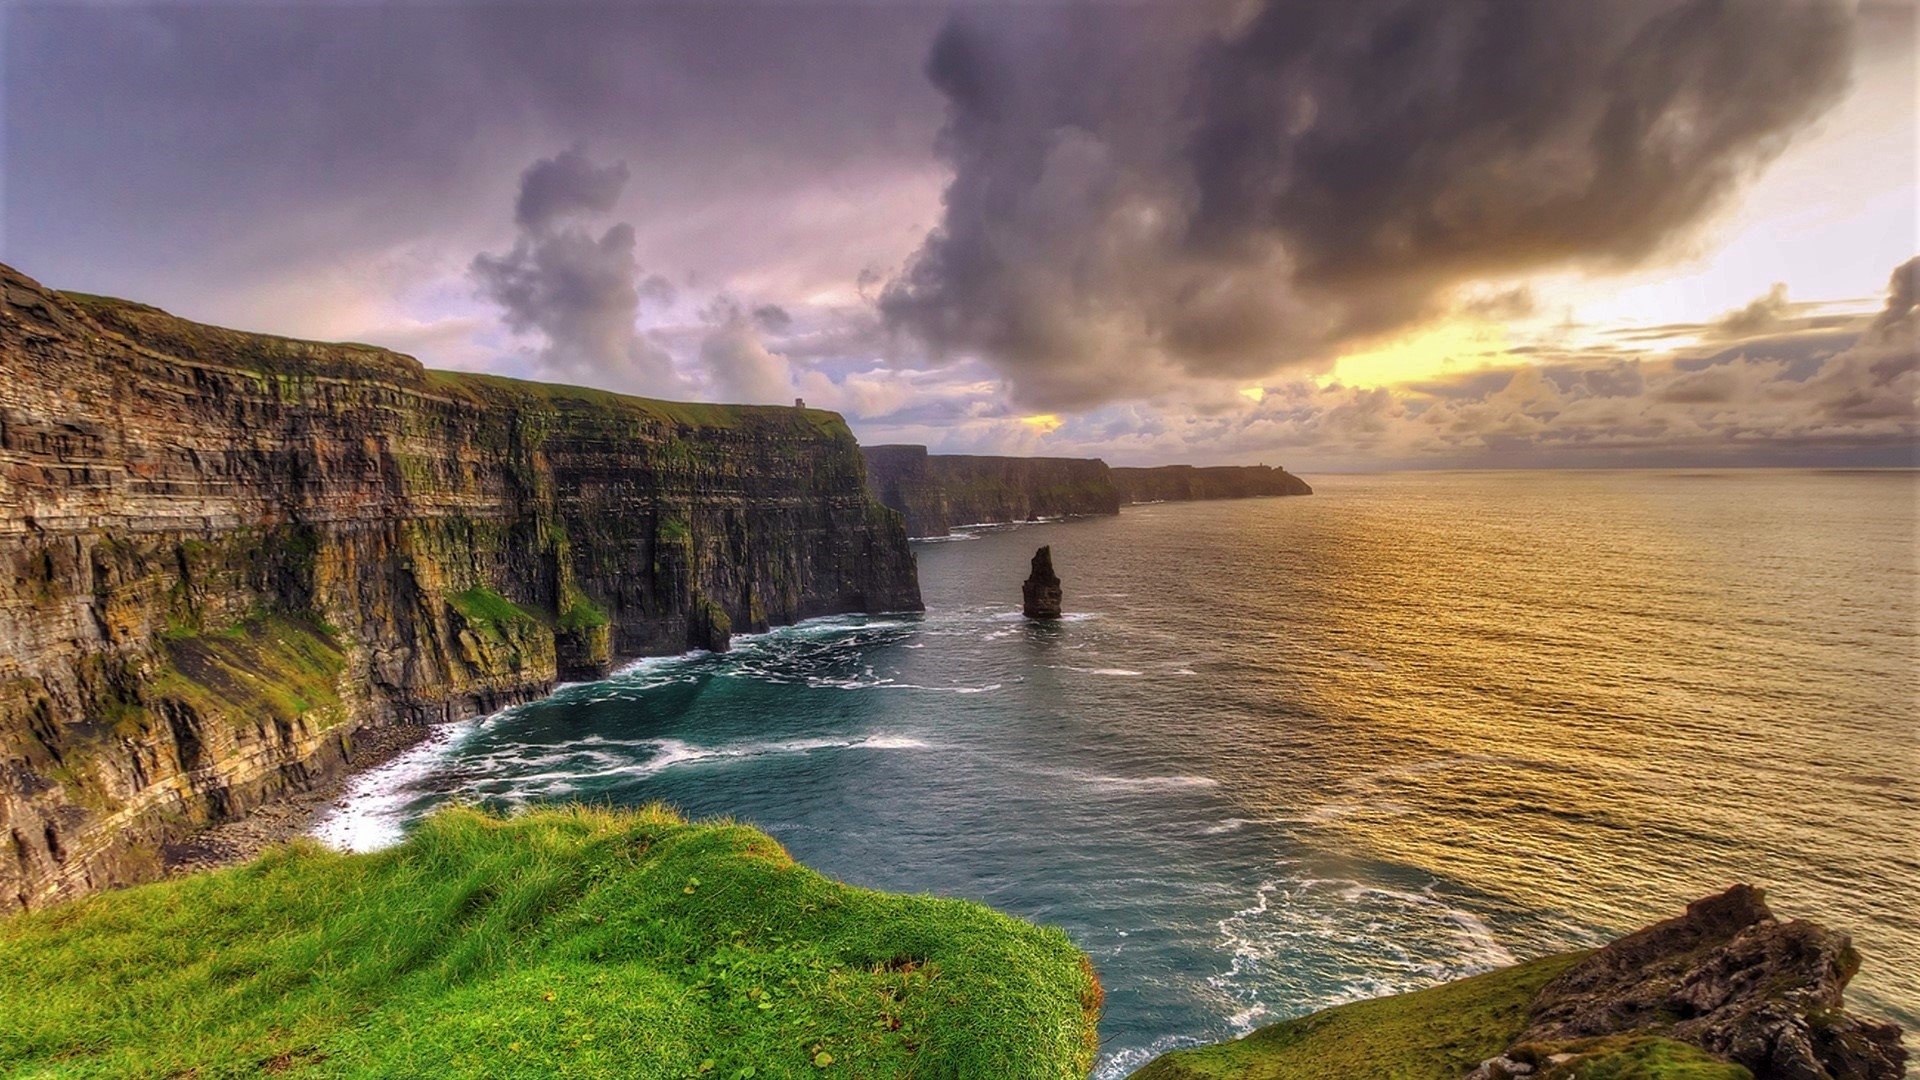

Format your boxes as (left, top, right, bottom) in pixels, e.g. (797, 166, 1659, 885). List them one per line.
(1023, 546, 1064, 620)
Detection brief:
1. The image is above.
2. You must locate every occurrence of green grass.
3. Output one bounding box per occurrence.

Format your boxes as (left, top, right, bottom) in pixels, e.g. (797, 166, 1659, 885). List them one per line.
(0, 805, 1100, 1079)
(1131, 953, 1587, 1080)
(152, 614, 347, 733)
(433, 371, 853, 438)
(63, 288, 854, 438)
(1130, 955, 1756, 1080)
(448, 587, 540, 641)
(1520, 1036, 1752, 1079)
(556, 590, 611, 633)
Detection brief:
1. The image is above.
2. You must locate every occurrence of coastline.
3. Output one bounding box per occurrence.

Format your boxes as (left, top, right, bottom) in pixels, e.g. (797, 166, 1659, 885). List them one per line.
(159, 722, 435, 876)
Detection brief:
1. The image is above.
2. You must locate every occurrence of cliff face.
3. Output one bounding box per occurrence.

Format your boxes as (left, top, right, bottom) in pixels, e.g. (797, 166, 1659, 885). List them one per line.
(1111, 464, 1312, 502)
(0, 263, 919, 910)
(862, 445, 1120, 537)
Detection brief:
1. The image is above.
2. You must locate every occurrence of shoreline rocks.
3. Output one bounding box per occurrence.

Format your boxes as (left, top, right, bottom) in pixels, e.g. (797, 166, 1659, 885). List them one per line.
(1471, 884, 1906, 1080)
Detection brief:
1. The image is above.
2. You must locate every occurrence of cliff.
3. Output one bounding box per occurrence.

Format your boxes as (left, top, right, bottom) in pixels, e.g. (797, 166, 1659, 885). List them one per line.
(862, 445, 1120, 538)
(862, 447, 1312, 538)
(1134, 886, 1904, 1080)
(0, 263, 920, 910)
(0, 804, 1104, 1078)
(1111, 464, 1312, 502)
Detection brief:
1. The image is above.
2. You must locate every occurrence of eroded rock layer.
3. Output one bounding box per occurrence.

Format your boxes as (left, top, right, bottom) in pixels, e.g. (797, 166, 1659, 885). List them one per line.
(0, 263, 920, 910)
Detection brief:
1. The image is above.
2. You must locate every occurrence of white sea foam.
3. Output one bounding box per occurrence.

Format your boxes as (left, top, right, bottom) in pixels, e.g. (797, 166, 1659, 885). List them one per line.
(1040, 767, 1220, 791)
(1201, 873, 1521, 1043)
(308, 717, 486, 853)
(630, 732, 936, 773)
(1093, 1034, 1209, 1080)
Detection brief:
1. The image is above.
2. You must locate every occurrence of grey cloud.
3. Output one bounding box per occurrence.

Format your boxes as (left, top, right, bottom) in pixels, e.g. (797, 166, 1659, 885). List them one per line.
(884, 0, 1855, 410)
(753, 304, 793, 333)
(1711, 283, 1793, 339)
(472, 151, 680, 392)
(515, 146, 631, 231)
(1654, 366, 1742, 404)
(699, 305, 797, 405)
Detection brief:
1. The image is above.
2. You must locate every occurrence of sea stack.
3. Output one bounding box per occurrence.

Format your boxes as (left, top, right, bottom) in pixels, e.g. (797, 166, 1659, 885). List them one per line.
(1023, 546, 1063, 619)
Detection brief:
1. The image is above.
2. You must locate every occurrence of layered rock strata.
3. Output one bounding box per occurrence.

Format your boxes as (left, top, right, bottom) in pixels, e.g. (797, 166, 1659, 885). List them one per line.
(861, 445, 1120, 538)
(862, 448, 1312, 539)
(0, 263, 920, 910)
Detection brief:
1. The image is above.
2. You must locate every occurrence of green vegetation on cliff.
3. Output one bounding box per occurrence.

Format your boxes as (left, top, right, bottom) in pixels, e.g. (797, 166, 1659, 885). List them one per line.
(1130, 953, 1757, 1080)
(1133, 954, 1584, 1080)
(448, 586, 541, 639)
(152, 615, 348, 734)
(0, 806, 1100, 1079)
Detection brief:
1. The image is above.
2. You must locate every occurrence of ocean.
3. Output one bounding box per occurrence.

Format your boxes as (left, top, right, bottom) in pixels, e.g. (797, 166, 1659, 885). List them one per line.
(313, 469, 1920, 1075)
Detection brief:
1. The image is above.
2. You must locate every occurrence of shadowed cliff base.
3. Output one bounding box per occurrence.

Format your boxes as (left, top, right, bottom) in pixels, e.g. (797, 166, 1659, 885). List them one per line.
(861, 445, 1310, 538)
(0, 261, 921, 911)
(1134, 885, 1905, 1080)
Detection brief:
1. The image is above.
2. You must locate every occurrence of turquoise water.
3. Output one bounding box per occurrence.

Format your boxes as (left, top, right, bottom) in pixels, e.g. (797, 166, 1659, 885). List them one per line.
(316, 470, 1919, 1074)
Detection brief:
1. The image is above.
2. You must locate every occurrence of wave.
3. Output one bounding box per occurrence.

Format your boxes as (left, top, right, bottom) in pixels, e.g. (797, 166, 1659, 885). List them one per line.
(1202, 874, 1520, 1038)
(1038, 767, 1220, 791)
(308, 717, 488, 852)
(1094, 1033, 1209, 1080)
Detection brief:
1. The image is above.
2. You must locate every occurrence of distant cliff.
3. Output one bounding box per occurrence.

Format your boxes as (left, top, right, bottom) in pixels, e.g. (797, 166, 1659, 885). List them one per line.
(863, 447, 1311, 537)
(0, 263, 919, 909)
(1111, 464, 1312, 502)
(862, 445, 1119, 538)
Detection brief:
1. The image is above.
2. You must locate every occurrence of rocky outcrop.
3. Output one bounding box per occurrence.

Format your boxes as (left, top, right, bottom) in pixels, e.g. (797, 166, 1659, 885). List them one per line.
(862, 445, 1120, 538)
(1472, 885, 1906, 1080)
(1022, 546, 1062, 620)
(1111, 464, 1312, 502)
(0, 262, 920, 910)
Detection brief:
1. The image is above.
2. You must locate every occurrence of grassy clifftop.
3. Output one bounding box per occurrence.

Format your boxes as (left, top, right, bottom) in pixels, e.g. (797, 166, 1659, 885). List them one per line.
(63, 289, 852, 437)
(0, 807, 1100, 1079)
(1130, 952, 1752, 1080)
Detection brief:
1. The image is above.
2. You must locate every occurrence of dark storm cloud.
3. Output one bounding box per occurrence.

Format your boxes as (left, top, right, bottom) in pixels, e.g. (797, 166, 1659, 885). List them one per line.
(471, 150, 680, 392)
(884, 0, 1856, 410)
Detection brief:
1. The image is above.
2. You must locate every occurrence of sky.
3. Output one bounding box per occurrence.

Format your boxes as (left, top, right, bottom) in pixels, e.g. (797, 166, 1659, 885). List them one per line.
(4, 0, 1915, 470)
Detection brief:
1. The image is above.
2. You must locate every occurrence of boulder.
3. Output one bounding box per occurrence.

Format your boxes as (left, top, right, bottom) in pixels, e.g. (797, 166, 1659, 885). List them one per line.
(1497, 885, 1906, 1079)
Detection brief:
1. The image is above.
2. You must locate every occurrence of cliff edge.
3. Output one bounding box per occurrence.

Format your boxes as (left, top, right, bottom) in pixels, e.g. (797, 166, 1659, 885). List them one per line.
(1134, 886, 1904, 1080)
(0, 264, 920, 910)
